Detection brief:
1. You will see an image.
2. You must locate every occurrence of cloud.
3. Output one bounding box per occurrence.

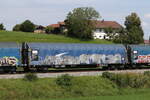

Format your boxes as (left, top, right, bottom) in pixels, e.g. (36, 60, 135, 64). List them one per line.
(144, 14, 150, 18)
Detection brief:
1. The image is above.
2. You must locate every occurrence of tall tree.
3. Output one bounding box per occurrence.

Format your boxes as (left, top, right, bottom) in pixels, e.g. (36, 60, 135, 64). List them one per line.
(124, 13, 144, 44)
(66, 7, 100, 40)
(20, 20, 35, 32)
(0, 23, 5, 30)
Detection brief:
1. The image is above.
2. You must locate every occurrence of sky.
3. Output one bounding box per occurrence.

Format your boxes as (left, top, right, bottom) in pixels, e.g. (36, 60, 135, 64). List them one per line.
(0, 0, 150, 39)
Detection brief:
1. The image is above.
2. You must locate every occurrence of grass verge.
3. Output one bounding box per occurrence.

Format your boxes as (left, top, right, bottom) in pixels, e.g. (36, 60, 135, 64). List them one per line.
(0, 76, 117, 100)
(1, 73, 150, 100)
(0, 31, 112, 43)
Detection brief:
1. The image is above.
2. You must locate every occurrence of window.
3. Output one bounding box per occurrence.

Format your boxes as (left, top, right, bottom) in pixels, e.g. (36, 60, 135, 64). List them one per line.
(133, 51, 138, 60)
(95, 29, 100, 32)
(133, 51, 138, 54)
(31, 50, 39, 61)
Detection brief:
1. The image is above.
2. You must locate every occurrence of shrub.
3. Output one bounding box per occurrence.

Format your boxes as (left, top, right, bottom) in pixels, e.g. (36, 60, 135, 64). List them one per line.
(144, 71, 150, 76)
(55, 74, 73, 89)
(102, 72, 149, 88)
(24, 73, 38, 81)
(102, 72, 117, 82)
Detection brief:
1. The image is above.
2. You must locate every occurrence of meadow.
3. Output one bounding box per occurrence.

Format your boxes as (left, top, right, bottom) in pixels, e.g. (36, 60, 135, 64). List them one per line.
(0, 76, 117, 100)
(0, 31, 112, 44)
(0, 73, 150, 100)
(32, 93, 150, 100)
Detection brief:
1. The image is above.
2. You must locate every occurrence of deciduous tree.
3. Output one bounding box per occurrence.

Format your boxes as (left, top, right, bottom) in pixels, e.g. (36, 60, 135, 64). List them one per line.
(0, 23, 5, 30)
(20, 20, 35, 32)
(45, 26, 54, 33)
(66, 7, 100, 40)
(124, 13, 144, 44)
(13, 24, 21, 31)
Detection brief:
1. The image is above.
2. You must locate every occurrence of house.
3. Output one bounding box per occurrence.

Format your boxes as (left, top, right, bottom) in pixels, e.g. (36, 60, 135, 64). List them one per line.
(48, 22, 67, 34)
(93, 20, 123, 39)
(58, 22, 68, 33)
(34, 25, 45, 33)
(48, 20, 122, 39)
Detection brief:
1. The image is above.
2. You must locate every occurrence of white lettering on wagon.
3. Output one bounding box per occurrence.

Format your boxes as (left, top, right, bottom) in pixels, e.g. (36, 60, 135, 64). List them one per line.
(0, 57, 18, 66)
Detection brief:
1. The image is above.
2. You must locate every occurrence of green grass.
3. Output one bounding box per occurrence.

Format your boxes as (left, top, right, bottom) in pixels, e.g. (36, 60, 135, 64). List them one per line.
(0, 75, 150, 100)
(0, 76, 118, 100)
(0, 31, 112, 43)
(30, 89, 150, 100)
(35, 93, 150, 100)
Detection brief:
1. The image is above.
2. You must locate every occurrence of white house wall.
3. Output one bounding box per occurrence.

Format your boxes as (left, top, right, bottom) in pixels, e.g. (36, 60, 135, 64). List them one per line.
(93, 31, 109, 39)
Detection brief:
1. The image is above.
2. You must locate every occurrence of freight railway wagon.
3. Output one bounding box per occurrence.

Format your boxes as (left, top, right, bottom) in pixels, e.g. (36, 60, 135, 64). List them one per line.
(128, 45, 150, 66)
(0, 42, 150, 72)
(0, 43, 21, 72)
(26, 43, 127, 71)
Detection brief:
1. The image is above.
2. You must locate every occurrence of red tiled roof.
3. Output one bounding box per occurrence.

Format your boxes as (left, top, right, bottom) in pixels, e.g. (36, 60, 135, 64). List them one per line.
(49, 20, 122, 29)
(58, 22, 65, 25)
(49, 24, 60, 28)
(94, 21, 122, 29)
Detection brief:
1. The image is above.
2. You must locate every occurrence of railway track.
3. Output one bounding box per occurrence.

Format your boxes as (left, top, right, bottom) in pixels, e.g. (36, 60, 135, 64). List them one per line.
(0, 68, 150, 79)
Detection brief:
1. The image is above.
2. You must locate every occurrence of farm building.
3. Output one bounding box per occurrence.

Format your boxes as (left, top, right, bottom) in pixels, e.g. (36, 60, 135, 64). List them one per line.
(49, 20, 122, 39)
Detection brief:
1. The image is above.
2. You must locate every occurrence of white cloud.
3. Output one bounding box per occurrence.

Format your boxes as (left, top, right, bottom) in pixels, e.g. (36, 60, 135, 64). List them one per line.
(144, 14, 150, 18)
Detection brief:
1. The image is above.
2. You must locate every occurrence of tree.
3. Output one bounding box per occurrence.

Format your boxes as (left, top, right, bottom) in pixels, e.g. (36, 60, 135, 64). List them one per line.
(66, 7, 100, 40)
(20, 20, 35, 32)
(45, 26, 54, 33)
(13, 24, 21, 31)
(111, 28, 128, 43)
(124, 13, 144, 44)
(0, 23, 5, 30)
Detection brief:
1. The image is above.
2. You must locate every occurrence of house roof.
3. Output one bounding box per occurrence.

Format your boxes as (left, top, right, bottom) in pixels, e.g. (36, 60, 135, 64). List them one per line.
(58, 22, 65, 25)
(94, 20, 122, 29)
(49, 22, 65, 28)
(35, 25, 45, 30)
(49, 20, 122, 29)
(49, 24, 60, 28)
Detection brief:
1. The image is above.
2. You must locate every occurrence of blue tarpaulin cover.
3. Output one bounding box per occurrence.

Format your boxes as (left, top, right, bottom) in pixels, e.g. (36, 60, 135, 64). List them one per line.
(130, 45, 150, 63)
(28, 43, 127, 66)
(0, 43, 21, 66)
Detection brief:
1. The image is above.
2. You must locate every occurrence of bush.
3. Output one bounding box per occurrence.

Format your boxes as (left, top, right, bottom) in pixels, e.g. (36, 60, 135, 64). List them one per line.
(55, 74, 73, 89)
(144, 71, 150, 76)
(102, 72, 116, 81)
(102, 72, 149, 88)
(24, 73, 38, 81)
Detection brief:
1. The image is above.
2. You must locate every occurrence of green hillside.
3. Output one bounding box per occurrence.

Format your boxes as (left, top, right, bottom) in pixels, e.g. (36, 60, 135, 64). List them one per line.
(0, 31, 112, 43)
